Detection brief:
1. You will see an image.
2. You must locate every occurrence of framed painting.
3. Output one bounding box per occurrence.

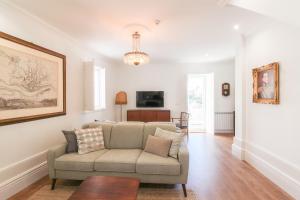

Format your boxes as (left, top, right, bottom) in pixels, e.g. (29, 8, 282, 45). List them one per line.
(0, 32, 66, 125)
(252, 62, 279, 104)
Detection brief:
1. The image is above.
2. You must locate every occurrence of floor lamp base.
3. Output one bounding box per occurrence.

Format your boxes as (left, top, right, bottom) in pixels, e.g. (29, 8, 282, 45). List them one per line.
(120, 105, 123, 122)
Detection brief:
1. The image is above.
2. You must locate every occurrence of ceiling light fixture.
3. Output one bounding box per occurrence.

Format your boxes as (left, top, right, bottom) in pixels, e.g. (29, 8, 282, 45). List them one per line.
(124, 32, 149, 66)
(233, 24, 239, 30)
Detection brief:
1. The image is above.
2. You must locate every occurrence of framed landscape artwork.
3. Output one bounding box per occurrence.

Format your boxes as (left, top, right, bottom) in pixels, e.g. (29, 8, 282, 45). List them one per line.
(252, 62, 279, 104)
(0, 32, 66, 125)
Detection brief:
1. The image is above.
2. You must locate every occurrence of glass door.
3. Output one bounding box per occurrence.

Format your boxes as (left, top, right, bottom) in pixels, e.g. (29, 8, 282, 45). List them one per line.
(187, 74, 207, 132)
(187, 73, 214, 133)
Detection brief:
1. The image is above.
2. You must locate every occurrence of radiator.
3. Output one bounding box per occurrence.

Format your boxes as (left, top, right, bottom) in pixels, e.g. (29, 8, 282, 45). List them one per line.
(214, 112, 235, 133)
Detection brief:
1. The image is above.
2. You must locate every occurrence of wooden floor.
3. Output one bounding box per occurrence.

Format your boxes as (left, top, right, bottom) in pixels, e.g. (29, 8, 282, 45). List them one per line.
(9, 133, 293, 200)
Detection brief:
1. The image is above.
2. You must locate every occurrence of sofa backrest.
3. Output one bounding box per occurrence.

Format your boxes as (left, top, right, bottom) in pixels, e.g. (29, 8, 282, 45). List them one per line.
(82, 121, 177, 149)
(143, 122, 177, 148)
(82, 122, 114, 148)
(109, 123, 144, 149)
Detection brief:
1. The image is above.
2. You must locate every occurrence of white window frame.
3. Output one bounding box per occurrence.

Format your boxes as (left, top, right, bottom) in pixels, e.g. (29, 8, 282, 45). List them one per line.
(94, 66, 106, 110)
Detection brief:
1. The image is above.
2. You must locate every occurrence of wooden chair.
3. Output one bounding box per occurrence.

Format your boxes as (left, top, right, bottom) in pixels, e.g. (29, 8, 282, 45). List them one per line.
(172, 112, 190, 140)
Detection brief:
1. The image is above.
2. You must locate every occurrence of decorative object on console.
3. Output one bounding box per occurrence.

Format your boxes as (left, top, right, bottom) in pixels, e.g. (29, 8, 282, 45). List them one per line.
(252, 62, 279, 104)
(115, 91, 128, 121)
(124, 32, 149, 66)
(0, 32, 66, 125)
(222, 83, 230, 96)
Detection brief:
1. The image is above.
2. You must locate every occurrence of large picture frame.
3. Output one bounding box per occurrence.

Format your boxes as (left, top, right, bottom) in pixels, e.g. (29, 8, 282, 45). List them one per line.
(252, 62, 279, 104)
(0, 32, 66, 125)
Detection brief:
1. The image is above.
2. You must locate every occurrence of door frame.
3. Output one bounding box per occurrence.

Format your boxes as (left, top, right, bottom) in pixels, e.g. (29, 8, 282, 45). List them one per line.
(186, 73, 214, 134)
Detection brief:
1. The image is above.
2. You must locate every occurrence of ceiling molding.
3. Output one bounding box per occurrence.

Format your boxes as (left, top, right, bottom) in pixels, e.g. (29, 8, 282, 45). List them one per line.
(8, 0, 269, 63)
(217, 0, 232, 7)
(0, 0, 116, 64)
(228, 0, 300, 28)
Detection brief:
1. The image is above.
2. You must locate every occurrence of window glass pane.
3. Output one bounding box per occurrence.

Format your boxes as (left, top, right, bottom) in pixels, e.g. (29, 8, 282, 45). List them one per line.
(100, 68, 106, 109)
(94, 67, 100, 108)
(94, 66, 105, 110)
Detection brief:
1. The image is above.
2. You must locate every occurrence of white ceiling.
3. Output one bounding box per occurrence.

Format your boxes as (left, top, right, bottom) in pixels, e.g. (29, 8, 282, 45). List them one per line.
(9, 0, 271, 63)
(230, 0, 300, 28)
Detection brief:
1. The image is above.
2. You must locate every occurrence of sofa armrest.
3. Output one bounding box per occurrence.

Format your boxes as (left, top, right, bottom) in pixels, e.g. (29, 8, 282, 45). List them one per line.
(178, 145, 189, 183)
(47, 143, 66, 179)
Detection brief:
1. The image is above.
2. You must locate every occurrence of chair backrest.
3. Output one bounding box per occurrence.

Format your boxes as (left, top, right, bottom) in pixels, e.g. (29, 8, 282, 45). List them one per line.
(180, 112, 189, 127)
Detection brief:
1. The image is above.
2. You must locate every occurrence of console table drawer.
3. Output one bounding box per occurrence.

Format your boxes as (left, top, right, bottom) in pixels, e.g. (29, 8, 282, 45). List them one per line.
(127, 110, 170, 122)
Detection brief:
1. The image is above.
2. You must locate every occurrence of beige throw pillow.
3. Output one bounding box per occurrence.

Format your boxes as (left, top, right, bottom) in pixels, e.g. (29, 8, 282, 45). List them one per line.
(144, 135, 172, 157)
(155, 128, 184, 158)
(75, 127, 105, 154)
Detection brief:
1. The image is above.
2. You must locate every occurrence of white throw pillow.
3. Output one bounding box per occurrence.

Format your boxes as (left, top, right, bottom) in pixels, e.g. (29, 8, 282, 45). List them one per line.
(154, 127, 184, 158)
(75, 127, 105, 154)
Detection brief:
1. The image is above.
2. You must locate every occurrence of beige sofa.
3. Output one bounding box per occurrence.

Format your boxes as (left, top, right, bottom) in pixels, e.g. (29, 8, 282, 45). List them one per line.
(47, 122, 189, 196)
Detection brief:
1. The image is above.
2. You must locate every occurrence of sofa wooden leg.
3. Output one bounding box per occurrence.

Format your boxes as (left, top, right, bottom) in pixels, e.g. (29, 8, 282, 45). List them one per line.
(182, 184, 187, 197)
(51, 179, 57, 190)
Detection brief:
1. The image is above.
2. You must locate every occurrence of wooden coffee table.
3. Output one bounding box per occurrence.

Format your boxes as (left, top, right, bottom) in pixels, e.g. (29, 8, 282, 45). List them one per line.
(68, 176, 140, 200)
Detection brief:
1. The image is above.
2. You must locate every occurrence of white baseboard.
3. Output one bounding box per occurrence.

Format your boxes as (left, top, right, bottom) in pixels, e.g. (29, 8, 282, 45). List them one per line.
(231, 143, 244, 160)
(215, 129, 234, 134)
(0, 162, 48, 200)
(231, 138, 300, 199)
(0, 150, 49, 200)
(0, 151, 47, 183)
(244, 142, 300, 199)
(231, 137, 245, 160)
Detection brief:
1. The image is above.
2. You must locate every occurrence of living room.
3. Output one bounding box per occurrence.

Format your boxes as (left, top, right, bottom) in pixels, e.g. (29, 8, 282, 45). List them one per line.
(0, 0, 299, 200)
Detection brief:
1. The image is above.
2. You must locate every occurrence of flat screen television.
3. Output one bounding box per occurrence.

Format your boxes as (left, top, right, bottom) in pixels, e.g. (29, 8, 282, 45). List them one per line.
(136, 91, 164, 107)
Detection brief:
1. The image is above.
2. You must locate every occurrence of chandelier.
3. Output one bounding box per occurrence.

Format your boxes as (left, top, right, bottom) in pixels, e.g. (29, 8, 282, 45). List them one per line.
(124, 32, 149, 66)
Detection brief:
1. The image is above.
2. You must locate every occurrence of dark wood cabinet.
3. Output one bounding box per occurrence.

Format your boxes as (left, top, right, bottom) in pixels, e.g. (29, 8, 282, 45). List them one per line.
(127, 110, 171, 122)
(127, 110, 141, 121)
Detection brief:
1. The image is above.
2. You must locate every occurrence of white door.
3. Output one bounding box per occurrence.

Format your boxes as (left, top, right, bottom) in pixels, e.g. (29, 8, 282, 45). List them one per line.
(187, 73, 214, 133)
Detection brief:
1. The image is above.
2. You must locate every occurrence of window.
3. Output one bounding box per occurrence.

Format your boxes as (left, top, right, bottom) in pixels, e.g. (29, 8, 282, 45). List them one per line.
(94, 66, 106, 110)
(83, 62, 106, 112)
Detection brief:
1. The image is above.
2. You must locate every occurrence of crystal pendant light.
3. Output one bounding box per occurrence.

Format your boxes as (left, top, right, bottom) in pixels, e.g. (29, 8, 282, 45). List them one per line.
(123, 32, 149, 66)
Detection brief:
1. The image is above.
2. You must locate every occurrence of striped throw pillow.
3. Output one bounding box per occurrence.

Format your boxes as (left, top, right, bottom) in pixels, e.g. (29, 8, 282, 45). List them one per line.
(75, 128, 105, 154)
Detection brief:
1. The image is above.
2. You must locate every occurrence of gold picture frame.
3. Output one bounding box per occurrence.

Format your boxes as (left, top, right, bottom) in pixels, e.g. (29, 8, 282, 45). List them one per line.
(0, 32, 66, 125)
(252, 62, 279, 104)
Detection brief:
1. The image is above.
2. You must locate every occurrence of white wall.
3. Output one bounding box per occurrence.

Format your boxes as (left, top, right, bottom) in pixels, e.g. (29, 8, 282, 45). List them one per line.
(0, 2, 117, 198)
(233, 22, 300, 199)
(114, 60, 235, 121)
(230, 0, 300, 28)
(232, 35, 246, 158)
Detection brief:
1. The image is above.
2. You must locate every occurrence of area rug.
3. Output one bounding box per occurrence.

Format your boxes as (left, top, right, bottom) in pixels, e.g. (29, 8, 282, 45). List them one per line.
(28, 184, 198, 200)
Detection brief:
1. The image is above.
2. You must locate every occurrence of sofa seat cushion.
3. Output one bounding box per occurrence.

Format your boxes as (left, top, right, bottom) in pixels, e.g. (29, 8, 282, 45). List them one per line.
(136, 151, 180, 176)
(94, 149, 142, 173)
(55, 150, 108, 171)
